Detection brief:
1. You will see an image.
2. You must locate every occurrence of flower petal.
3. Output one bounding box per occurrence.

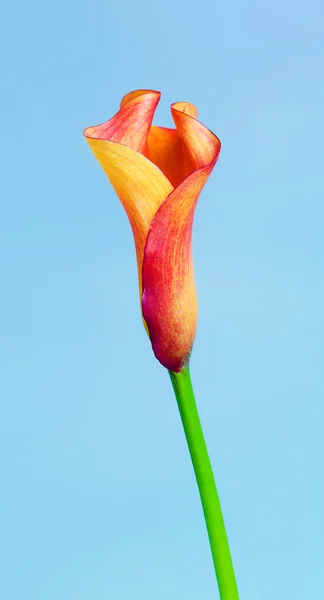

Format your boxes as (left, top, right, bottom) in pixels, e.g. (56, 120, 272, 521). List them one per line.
(142, 107, 221, 372)
(86, 89, 161, 153)
(171, 102, 218, 171)
(145, 102, 198, 188)
(145, 126, 184, 188)
(84, 91, 173, 293)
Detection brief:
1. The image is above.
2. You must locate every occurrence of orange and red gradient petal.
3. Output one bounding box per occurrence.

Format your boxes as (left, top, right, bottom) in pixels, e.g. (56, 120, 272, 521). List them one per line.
(86, 89, 161, 153)
(171, 102, 217, 172)
(142, 110, 221, 372)
(84, 92, 173, 292)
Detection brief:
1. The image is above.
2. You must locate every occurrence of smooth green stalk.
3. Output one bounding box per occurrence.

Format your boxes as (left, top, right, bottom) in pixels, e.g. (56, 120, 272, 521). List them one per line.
(169, 365, 239, 600)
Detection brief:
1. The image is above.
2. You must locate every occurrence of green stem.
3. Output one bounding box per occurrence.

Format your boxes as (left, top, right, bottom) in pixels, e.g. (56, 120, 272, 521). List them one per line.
(169, 365, 239, 600)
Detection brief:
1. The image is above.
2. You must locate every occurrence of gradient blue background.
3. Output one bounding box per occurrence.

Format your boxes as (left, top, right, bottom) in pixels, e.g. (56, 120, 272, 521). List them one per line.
(1, 0, 323, 598)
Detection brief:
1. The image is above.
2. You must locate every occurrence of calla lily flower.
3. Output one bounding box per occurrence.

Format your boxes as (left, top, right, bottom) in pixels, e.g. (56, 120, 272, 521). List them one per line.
(84, 90, 221, 372)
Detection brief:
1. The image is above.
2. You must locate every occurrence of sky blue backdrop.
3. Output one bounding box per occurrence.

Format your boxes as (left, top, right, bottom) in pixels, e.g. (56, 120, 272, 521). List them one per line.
(1, 0, 323, 598)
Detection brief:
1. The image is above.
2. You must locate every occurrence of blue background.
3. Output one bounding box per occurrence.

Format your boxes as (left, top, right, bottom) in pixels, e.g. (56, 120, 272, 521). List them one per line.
(1, 0, 323, 598)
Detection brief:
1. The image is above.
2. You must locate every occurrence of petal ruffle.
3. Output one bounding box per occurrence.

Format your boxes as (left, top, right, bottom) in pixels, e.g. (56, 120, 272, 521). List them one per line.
(142, 106, 221, 372)
(171, 101, 218, 172)
(87, 89, 160, 153)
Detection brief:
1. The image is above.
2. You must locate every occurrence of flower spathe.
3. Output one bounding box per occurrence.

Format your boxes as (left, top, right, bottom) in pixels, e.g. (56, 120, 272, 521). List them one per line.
(84, 90, 221, 372)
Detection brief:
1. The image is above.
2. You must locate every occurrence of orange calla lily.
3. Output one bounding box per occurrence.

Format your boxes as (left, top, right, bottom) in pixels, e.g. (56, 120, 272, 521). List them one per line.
(84, 90, 221, 372)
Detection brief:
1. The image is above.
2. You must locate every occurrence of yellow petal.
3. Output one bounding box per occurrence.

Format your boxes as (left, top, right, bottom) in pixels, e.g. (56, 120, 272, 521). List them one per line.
(84, 91, 173, 294)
